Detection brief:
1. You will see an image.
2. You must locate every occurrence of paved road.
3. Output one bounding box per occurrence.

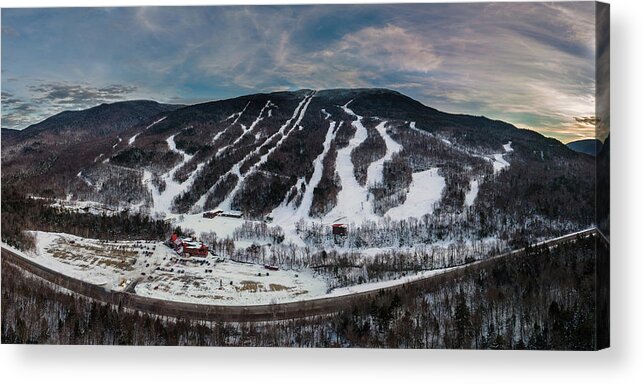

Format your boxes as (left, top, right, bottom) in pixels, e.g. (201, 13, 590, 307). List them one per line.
(1, 228, 601, 322)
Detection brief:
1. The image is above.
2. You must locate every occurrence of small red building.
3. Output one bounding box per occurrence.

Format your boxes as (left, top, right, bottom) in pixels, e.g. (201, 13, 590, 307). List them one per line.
(182, 240, 209, 257)
(169, 233, 209, 256)
(332, 223, 348, 236)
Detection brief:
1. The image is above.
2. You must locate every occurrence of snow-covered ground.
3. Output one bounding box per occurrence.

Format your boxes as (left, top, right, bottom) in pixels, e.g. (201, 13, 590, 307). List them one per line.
(136, 259, 327, 306)
(385, 168, 445, 220)
(25, 231, 171, 290)
(171, 213, 250, 239)
(324, 266, 455, 297)
(9, 231, 466, 306)
(18, 231, 331, 306)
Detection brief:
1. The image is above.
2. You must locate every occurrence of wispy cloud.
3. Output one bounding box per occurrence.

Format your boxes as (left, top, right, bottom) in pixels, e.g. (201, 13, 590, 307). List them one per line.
(29, 82, 137, 106)
(1, 3, 598, 143)
(321, 24, 441, 73)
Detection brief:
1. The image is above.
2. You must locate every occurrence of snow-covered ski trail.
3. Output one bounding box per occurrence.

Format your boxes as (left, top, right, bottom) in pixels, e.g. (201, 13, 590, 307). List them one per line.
(464, 179, 479, 207)
(272, 117, 338, 225)
(211, 101, 250, 144)
(385, 168, 445, 220)
(112, 136, 122, 149)
(143, 133, 203, 214)
(227, 100, 273, 149)
(366, 121, 402, 186)
(128, 116, 167, 146)
(324, 101, 378, 225)
(491, 141, 513, 173)
(191, 91, 315, 212)
(217, 91, 316, 211)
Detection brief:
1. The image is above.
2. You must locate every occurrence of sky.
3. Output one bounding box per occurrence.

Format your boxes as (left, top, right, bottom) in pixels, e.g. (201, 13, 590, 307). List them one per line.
(1, 2, 598, 143)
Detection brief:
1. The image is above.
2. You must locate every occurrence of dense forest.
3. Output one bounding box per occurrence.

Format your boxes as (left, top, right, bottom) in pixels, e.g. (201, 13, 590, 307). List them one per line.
(1, 235, 607, 349)
(1, 186, 170, 250)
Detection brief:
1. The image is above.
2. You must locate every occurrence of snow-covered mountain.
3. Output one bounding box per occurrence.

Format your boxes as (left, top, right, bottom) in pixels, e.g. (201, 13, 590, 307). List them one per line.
(2, 88, 595, 248)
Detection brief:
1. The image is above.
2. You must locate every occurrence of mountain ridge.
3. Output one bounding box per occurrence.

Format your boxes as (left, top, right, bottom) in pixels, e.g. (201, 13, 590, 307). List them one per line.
(2, 88, 594, 239)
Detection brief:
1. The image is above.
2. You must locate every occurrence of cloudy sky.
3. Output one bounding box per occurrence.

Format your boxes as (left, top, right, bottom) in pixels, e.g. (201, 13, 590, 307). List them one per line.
(2, 2, 597, 143)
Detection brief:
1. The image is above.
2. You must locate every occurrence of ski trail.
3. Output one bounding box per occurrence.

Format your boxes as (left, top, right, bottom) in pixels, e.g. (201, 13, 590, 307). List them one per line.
(228, 100, 272, 149)
(366, 121, 402, 186)
(145, 133, 199, 214)
(324, 102, 377, 225)
(409, 121, 452, 146)
(385, 168, 445, 220)
(272, 118, 338, 224)
(128, 133, 141, 146)
(191, 91, 315, 212)
(112, 136, 122, 149)
(464, 179, 479, 207)
(218, 91, 316, 211)
(129, 116, 167, 146)
(211, 101, 250, 144)
(77, 171, 94, 188)
(297, 120, 338, 217)
(491, 141, 513, 174)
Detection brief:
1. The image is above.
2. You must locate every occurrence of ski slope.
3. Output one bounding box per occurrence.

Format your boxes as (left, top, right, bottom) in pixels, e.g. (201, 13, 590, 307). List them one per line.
(491, 141, 513, 173)
(216, 91, 316, 211)
(385, 168, 445, 220)
(366, 121, 402, 186)
(464, 179, 480, 207)
(145, 133, 199, 214)
(271, 117, 339, 244)
(324, 102, 378, 225)
(212, 101, 250, 144)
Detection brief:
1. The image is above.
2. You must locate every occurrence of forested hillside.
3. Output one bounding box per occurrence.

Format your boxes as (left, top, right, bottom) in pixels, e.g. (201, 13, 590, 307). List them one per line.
(1, 235, 606, 349)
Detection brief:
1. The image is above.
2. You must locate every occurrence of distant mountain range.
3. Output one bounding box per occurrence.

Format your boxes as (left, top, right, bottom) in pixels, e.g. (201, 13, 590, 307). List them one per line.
(1, 88, 595, 233)
(567, 139, 603, 156)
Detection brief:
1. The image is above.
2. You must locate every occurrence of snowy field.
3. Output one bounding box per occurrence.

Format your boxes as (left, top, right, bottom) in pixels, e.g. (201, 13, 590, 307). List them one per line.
(27, 231, 170, 290)
(136, 258, 328, 305)
(17, 231, 333, 305)
(7, 231, 468, 306)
